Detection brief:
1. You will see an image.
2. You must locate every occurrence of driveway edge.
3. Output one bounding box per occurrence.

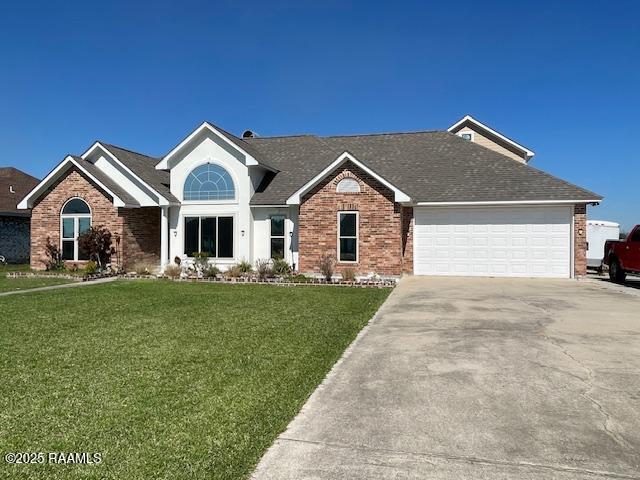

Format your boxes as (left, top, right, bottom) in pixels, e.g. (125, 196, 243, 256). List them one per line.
(250, 279, 405, 479)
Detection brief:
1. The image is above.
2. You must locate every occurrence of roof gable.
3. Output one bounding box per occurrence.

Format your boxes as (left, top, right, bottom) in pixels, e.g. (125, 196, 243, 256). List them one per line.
(448, 115, 535, 160)
(156, 122, 275, 171)
(17, 156, 138, 209)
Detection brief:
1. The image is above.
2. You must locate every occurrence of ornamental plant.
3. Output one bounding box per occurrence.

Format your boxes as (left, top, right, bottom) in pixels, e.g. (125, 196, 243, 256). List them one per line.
(77, 226, 113, 269)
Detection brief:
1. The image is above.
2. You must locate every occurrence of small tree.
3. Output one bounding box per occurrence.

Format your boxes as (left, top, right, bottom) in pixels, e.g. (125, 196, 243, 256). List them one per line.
(318, 253, 335, 282)
(77, 226, 113, 270)
(45, 237, 65, 271)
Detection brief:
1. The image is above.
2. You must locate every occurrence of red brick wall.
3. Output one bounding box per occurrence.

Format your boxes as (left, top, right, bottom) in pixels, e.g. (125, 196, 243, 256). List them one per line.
(574, 203, 587, 277)
(401, 206, 414, 274)
(30, 167, 160, 270)
(121, 207, 161, 269)
(298, 161, 404, 276)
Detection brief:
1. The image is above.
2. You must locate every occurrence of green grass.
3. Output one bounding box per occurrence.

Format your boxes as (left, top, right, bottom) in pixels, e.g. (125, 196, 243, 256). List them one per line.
(0, 264, 73, 293)
(0, 280, 390, 479)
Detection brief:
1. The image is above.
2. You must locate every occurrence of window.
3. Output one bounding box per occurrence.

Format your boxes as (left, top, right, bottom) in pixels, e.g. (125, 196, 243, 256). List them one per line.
(631, 228, 640, 243)
(270, 215, 286, 259)
(183, 164, 235, 201)
(60, 198, 91, 261)
(336, 177, 361, 193)
(460, 132, 474, 141)
(338, 212, 358, 262)
(184, 216, 234, 258)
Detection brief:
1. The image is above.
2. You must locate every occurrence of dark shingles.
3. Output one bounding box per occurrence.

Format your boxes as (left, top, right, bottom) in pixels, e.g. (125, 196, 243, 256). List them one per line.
(246, 131, 602, 204)
(0, 167, 39, 215)
(100, 144, 179, 203)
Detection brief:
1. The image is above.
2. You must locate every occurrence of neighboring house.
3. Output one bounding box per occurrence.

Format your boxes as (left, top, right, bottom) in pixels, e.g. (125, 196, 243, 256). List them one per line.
(18, 115, 602, 278)
(0, 167, 39, 263)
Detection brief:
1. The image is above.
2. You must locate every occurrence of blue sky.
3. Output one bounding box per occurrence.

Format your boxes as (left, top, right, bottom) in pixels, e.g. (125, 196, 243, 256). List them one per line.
(1, 1, 638, 229)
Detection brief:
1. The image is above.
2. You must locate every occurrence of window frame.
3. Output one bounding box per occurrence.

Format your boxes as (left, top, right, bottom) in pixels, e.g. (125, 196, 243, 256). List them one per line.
(459, 131, 475, 141)
(60, 197, 92, 261)
(337, 211, 359, 263)
(183, 215, 235, 259)
(182, 162, 237, 203)
(269, 214, 287, 260)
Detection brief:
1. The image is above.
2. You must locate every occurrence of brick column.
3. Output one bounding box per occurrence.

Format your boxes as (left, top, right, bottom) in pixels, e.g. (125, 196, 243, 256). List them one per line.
(574, 204, 587, 277)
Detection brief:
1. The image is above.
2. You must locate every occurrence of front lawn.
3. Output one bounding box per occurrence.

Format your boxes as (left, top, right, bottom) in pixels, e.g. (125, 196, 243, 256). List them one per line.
(0, 280, 390, 479)
(0, 264, 73, 293)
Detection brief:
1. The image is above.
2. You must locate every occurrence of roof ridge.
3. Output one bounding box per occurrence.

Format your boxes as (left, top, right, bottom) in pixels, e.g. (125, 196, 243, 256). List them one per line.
(100, 142, 159, 160)
(246, 134, 318, 140)
(322, 129, 444, 139)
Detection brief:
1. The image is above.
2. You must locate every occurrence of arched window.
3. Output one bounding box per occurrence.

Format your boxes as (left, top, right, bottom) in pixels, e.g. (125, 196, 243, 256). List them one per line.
(336, 177, 361, 193)
(61, 198, 91, 261)
(183, 164, 235, 201)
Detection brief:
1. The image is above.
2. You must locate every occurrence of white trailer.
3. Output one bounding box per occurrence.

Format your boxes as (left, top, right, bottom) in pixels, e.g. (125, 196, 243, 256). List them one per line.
(587, 220, 620, 269)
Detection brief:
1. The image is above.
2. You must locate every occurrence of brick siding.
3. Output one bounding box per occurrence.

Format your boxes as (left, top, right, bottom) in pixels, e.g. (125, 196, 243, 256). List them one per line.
(298, 161, 406, 276)
(401, 207, 413, 274)
(30, 168, 160, 270)
(574, 203, 587, 277)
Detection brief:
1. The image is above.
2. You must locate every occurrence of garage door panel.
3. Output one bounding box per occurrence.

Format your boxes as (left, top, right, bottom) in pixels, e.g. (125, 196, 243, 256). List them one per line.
(414, 206, 572, 278)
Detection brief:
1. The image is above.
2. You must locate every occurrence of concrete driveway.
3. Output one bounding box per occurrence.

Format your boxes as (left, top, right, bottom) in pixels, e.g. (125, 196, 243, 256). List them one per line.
(253, 277, 640, 479)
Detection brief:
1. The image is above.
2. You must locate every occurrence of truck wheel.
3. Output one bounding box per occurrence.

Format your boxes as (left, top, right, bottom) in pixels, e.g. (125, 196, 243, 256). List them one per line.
(609, 259, 627, 283)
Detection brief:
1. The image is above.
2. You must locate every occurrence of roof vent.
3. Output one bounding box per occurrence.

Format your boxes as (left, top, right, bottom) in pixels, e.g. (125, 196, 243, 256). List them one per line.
(242, 130, 258, 138)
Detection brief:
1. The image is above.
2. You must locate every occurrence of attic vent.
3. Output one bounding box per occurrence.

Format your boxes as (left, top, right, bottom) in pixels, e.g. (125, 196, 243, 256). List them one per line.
(336, 177, 361, 193)
(242, 130, 258, 138)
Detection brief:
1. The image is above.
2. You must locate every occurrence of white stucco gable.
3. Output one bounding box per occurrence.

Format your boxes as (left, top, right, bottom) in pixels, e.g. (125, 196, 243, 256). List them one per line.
(155, 122, 261, 171)
(81, 142, 163, 207)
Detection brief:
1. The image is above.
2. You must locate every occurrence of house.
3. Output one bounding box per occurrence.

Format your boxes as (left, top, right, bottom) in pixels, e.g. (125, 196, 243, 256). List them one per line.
(18, 116, 601, 278)
(0, 167, 39, 263)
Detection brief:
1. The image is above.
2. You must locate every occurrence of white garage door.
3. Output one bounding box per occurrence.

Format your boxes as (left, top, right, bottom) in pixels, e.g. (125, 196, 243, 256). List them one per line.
(414, 206, 572, 278)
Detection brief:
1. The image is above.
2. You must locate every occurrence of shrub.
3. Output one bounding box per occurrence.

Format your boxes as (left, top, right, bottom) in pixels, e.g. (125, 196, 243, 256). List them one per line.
(318, 253, 335, 281)
(202, 263, 220, 278)
(84, 260, 98, 275)
(77, 225, 113, 269)
(225, 264, 243, 278)
(272, 257, 292, 276)
(285, 274, 311, 283)
(164, 264, 182, 279)
(237, 260, 253, 273)
(342, 268, 356, 282)
(44, 237, 65, 271)
(255, 259, 273, 280)
(133, 262, 154, 275)
(192, 252, 209, 274)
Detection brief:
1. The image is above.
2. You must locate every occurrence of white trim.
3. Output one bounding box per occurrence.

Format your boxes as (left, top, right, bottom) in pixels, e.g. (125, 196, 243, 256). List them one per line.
(415, 200, 600, 207)
(60, 198, 92, 262)
(17, 156, 127, 209)
(269, 213, 287, 260)
(337, 210, 359, 264)
(81, 142, 171, 206)
(448, 115, 535, 158)
(286, 152, 411, 205)
(251, 204, 289, 208)
(156, 122, 260, 170)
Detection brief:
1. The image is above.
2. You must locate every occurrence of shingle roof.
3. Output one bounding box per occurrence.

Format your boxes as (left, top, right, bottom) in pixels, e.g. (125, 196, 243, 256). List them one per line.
(71, 156, 140, 206)
(100, 143, 179, 203)
(0, 167, 39, 215)
(246, 131, 602, 204)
